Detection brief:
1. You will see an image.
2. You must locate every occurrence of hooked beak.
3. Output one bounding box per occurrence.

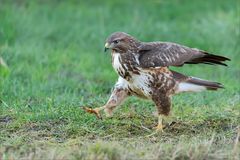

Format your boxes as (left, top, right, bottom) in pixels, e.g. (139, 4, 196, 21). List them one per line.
(104, 42, 110, 52)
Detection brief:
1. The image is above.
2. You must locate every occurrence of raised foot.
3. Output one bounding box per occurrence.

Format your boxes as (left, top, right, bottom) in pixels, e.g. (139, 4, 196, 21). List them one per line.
(82, 107, 102, 119)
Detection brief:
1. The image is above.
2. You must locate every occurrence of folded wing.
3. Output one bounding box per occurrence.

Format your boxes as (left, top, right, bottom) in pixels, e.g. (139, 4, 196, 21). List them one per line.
(138, 42, 230, 68)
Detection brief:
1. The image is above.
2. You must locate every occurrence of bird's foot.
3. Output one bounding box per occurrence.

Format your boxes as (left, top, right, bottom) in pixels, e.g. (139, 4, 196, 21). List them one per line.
(153, 124, 164, 132)
(146, 114, 166, 137)
(145, 123, 164, 137)
(82, 107, 102, 119)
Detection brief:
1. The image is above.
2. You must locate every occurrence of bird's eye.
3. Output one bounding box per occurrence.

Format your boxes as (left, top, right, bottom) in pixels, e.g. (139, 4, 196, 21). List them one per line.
(113, 40, 120, 44)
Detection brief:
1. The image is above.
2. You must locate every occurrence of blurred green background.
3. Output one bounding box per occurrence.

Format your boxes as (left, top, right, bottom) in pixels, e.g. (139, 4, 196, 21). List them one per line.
(0, 0, 239, 159)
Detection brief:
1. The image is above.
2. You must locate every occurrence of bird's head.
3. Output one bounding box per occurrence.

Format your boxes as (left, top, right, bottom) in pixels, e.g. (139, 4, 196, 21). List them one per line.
(104, 32, 140, 53)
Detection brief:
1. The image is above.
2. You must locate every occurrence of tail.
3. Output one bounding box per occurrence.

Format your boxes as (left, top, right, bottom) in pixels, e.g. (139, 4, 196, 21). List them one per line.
(172, 71, 224, 93)
(186, 77, 224, 91)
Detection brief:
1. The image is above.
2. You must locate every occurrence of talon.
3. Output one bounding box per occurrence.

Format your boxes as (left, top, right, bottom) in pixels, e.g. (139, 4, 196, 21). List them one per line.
(82, 107, 102, 119)
(153, 124, 164, 132)
(145, 125, 164, 137)
(150, 114, 166, 133)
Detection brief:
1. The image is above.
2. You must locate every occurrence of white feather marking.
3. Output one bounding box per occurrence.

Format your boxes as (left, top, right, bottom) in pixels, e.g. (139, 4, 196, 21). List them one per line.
(112, 53, 124, 74)
(176, 53, 180, 58)
(176, 82, 206, 93)
(164, 55, 169, 61)
(129, 72, 153, 98)
(180, 48, 186, 53)
(134, 54, 140, 64)
(115, 74, 152, 99)
(112, 53, 153, 99)
(115, 76, 129, 89)
(165, 44, 172, 50)
(192, 48, 199, 51)
(157, 55, 163, 61)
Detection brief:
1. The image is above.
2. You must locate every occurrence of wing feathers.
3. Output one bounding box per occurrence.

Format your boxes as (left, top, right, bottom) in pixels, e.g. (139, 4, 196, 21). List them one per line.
(186, 52, 230, 66)
(138, 42, 230, 68)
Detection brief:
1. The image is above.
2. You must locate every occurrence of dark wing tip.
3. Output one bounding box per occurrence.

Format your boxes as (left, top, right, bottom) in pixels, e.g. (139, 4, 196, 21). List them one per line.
(187, 51, 230, 67)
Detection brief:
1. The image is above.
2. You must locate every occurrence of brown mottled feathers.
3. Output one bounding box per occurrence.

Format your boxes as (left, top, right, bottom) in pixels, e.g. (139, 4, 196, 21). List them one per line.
(138, 42, 230, 68)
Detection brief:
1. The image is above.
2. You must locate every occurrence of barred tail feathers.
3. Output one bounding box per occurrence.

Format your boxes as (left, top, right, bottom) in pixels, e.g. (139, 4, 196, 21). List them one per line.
(171, 70, 224, 93)
(177, 77, 224, 93)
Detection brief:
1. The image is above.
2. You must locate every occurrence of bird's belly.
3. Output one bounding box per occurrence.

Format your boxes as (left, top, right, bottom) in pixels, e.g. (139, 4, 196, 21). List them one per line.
(128, 72, 153, 99)
(112, 53, 154, 98)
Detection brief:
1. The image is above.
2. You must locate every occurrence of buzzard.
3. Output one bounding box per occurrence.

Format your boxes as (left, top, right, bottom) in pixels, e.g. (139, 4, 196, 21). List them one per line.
(84, 32, 230, 132)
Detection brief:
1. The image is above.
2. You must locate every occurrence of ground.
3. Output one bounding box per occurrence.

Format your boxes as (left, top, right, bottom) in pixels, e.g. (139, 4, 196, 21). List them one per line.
(0, 0, 239, 159)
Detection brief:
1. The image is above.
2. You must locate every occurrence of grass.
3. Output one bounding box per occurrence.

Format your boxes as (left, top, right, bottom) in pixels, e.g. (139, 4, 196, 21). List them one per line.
(0, 0, 239, 159)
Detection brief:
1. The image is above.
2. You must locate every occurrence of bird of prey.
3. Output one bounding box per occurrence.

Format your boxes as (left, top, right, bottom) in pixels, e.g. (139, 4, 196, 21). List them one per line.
(84, 32, 230, 132)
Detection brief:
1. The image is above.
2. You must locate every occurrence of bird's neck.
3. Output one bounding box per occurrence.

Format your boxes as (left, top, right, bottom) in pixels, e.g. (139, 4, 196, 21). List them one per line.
(111, 52, 140, 81)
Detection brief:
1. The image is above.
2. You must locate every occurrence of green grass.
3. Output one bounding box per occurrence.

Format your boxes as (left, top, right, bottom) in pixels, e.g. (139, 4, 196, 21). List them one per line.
(0, 0, 239, 159)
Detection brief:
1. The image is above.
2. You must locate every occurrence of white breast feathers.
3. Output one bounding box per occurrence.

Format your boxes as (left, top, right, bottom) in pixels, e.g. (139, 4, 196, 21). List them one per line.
(112, 53, 125, 75)
(130, 72, 153, 98)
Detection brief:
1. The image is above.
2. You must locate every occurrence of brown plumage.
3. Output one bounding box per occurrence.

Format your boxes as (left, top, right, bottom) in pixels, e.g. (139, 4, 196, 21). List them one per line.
(138, 42, 230, 67)
(84, 32, 230, 132)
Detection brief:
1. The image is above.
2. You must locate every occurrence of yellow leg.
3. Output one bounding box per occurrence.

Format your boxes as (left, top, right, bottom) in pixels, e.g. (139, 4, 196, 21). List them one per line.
(153, 115, 164, 132)
(83, 106, 106, 119)
(83, 86, 129, 119)
(146, 115, 166, 137)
